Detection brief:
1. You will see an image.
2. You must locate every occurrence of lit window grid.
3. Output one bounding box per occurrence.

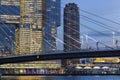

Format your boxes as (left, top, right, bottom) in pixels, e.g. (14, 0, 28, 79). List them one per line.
(1, 0, 19, 6)
(31, 30, 42, 53)
(19, 28, 31, 54)
(0, 63, 61, 69)
(17, 28, 43, 54)
(0, 15, 19, 23)
(0, 0, 43, 24)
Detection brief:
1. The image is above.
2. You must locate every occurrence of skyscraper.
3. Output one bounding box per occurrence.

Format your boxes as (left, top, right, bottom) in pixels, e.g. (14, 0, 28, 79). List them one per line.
(0, 0, 19, 54)
(63, 3, 80, 67)
(0, 0, 44, 54)
(0, 0, 61, 54)
(0, 0, 61, 69)
(15, 0, 45, 54)
(43, 0, 61, 52)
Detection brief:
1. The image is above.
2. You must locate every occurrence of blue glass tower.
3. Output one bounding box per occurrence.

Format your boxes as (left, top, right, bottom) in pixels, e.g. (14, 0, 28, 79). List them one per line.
(43, 0, 61, 52)
(0, 1, 19, 54)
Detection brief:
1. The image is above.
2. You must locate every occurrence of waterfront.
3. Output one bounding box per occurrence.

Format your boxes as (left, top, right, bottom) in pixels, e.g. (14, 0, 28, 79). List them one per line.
(1, 76, 120, 80)
(1, 0, 120, 80)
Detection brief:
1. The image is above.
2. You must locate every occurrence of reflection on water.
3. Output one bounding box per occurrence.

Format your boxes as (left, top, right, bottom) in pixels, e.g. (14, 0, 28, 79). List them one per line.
(1, 76, 120, 80)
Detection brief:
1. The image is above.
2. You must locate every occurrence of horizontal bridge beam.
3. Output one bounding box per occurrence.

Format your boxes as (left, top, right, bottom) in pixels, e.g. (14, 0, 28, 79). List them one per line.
(0, 50, 120, 64)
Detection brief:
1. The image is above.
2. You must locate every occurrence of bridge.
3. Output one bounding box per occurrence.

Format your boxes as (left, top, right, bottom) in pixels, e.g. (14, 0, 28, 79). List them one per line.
(0, 49, 120, 64)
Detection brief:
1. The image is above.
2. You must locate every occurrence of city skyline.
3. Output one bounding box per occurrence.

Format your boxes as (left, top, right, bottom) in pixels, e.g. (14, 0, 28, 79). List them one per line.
(0, 0, 61, 53)
(0, 0, 120, 51)
(0, 0, 120, 77)
(60, 0, 120, 34)
(0, 0, 62, 71)
(57, 0, 120, 50)
(62, 0, 120, 20)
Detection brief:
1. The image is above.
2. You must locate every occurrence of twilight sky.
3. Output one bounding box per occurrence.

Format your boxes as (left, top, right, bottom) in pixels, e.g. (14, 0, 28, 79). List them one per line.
(62, 0, 120, 17)
(57, 0, 120, 50)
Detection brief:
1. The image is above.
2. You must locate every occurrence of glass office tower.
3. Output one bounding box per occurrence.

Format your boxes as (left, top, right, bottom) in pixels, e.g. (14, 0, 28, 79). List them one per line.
(15, 0, 45, 54)
(0, 0, 61, 54)
(0, 0, 61, 69)
(43, 0, 61, 52)
(0, 0, 19, 55)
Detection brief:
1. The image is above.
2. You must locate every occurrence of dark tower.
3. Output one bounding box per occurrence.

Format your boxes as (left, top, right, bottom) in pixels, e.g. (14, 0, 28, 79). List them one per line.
(63, 3, 80, 67)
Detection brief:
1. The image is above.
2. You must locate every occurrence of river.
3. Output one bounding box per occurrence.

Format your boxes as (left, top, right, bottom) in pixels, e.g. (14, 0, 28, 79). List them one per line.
(1, 76, 120, 80)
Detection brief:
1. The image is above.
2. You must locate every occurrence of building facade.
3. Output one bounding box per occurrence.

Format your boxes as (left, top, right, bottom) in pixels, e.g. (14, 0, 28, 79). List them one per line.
(43, 0, 61, 52)
(0, 0, 19, 54)
(15, 0, 45, 54)
(0, 0, 60, 54)
(0, 0, 19, 23)
(63, 3, 80, 67)
(0, 0, 61, 69)
(0, 24, 16, 55)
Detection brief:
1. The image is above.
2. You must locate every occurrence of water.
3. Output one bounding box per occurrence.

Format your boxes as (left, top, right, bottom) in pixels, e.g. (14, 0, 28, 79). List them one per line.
(1, 76, 120, 80)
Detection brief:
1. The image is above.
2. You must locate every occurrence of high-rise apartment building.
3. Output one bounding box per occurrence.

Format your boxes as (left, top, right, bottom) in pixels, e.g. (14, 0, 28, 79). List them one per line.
(63, 3, 80, 67)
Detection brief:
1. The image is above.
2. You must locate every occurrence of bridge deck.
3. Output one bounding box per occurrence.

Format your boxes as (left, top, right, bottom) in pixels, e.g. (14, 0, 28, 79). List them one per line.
(0, 50, 120, 64)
